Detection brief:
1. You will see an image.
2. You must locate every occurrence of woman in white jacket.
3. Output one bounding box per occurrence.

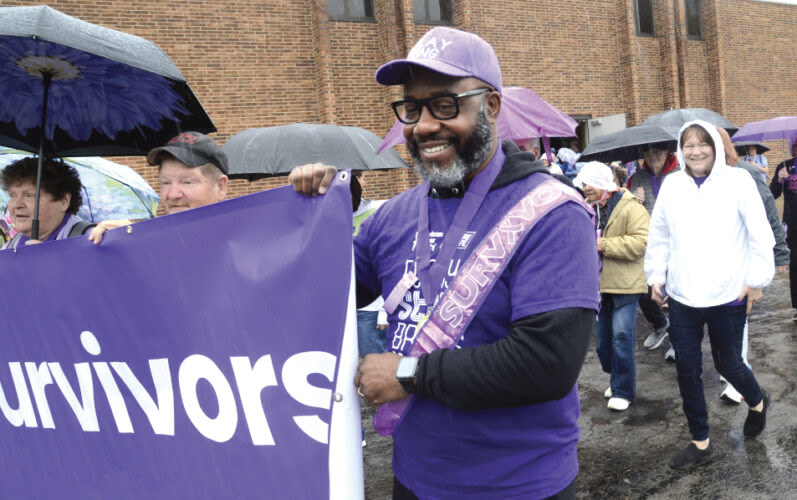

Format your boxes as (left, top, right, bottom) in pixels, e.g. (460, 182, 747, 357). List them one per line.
(644, 120, 774, 471)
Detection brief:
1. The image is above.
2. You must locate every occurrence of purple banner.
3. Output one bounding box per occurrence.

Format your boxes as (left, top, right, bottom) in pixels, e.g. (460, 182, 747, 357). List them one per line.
(0, 174, 363, 499)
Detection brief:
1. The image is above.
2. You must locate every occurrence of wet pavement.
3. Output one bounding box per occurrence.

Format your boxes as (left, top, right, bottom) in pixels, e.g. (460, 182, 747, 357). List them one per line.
(362, 273, 797, 499)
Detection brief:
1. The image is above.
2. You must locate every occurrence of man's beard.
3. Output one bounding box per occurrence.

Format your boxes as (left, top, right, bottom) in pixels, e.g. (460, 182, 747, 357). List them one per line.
(407, 110, 494, 189)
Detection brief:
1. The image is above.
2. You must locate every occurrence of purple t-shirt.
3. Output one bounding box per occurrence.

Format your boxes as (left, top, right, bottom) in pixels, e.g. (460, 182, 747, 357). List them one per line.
(355, 157, 600, 499)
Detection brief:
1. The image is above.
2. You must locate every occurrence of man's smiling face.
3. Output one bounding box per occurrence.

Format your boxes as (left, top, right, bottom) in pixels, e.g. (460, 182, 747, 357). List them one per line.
(402, 70, 499, 188)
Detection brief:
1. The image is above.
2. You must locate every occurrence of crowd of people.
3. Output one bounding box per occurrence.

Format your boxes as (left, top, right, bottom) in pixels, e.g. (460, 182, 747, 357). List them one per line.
(289, 26, 797, 498)
(1, 24, 795, 500)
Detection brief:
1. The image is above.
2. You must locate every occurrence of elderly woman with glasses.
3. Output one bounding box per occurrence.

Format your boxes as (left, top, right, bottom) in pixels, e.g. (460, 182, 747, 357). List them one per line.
(1, 157, 90, 250)
(575, 162, 649, 412)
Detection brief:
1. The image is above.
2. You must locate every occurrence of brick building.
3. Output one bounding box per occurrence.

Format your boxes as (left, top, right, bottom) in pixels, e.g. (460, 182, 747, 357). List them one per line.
(2, 0, 796, 202)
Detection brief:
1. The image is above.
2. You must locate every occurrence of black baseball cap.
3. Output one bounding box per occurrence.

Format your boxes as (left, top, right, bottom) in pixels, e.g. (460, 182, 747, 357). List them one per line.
(147, 131, 229, 174)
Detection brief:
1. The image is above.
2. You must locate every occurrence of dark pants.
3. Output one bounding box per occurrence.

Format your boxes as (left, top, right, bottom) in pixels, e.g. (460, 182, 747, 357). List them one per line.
(789, 232, 797, 308)
(668, 299, 764, 441)
(393, 478, 576, 500)
(639, 286, 668, 330)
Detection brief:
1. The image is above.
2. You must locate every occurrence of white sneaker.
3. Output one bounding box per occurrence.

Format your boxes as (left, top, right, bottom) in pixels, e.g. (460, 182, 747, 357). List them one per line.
(604, 387, 612, 399)
(607, 397, 630, 411)
(720, 383, 743, 404)
(665, 346, 676, 362)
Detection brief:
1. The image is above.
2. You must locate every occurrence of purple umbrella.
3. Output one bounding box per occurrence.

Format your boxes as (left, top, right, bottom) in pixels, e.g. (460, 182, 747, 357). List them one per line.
(732, 116, 797, 143)
(378, 86, 577, 153)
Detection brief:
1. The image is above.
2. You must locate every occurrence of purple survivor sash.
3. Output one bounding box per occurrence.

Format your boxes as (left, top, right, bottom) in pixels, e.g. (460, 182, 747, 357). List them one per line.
(375, 178, 592, 436)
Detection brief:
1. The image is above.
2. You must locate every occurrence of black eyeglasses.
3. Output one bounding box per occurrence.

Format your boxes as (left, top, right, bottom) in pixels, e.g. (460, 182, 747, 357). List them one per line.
(391, 88, 491, 124)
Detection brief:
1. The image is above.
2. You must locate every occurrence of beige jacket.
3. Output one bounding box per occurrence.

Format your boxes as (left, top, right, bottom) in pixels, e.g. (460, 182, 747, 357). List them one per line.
(600, 189, 650, 294)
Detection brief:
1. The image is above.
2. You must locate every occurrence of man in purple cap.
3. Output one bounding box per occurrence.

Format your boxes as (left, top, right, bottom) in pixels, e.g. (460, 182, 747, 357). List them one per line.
(89, 131, 229, 243)
(290, 26, 598, 500)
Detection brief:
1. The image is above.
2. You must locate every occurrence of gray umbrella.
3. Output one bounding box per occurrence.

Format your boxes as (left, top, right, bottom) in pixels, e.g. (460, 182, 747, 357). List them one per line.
(223, 123, 408, 180)
(640, 108, 738, 136)
(580, 124, 677, 163)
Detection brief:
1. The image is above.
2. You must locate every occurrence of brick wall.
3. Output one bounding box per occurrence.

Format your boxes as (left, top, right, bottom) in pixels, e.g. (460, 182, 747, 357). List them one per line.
(2, 0, 795, 202)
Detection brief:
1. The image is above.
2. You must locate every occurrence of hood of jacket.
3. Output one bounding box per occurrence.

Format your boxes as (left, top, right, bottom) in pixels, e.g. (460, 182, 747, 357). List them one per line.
(676, 119, 728, 178)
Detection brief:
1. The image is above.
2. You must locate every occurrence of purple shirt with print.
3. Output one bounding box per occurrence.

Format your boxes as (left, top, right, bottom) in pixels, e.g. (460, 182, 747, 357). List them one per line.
(355, 150, 600, 499)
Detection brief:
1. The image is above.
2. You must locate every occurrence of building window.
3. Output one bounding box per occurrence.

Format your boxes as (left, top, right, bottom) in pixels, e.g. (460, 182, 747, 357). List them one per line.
(634, 0, 655, 36)
(414, 0, 453, 25)
(328, 0, 375, 22)
(685, 0, 702, 40)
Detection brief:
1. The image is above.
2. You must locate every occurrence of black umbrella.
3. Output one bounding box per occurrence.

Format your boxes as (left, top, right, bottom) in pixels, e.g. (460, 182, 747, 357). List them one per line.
(580, 124, 677, 163)
(0, 5, 215, 238)
(222, 123, 408, 181)
(640, 108, 738, 136)
(733, 141, 770, 156)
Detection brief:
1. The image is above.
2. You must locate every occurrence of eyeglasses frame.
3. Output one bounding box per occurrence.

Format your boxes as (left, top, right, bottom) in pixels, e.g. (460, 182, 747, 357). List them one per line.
(390, 88, 492, 124)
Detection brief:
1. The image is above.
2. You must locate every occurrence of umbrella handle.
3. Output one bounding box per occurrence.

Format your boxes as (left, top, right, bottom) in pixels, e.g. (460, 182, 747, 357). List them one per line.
(542, 137, 553, 163)
(32, 73, 53, 241)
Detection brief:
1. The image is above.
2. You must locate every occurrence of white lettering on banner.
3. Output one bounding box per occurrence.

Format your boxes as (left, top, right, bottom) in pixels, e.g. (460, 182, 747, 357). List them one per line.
(83, 328, 175, 436)
(0, 332, 337, 446)
(179, 355, 239, 443)
(281, 351, 336, 445)
(25, 362, 55, 428)
(0, 362, 37, 427)
(231, 356, 277, 446)
(48, 362, 99, 432)
(93, 362, 133, 433)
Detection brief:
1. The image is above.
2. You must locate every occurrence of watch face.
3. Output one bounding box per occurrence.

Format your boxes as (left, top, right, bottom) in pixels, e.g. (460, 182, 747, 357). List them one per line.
(396, 356, 418, 379)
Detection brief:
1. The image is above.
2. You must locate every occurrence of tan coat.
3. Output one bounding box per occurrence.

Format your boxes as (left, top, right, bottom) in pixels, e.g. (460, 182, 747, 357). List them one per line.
(599, 189, 650, 294)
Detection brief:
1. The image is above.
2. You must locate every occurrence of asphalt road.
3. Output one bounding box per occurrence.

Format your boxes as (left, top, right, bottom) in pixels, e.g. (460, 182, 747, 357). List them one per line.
(362, 272, 797, 499)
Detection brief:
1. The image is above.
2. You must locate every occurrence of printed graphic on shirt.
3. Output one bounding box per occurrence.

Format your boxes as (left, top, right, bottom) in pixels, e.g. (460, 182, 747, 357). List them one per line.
(458, 231, 476, 249)
(391, 230, 469, 353)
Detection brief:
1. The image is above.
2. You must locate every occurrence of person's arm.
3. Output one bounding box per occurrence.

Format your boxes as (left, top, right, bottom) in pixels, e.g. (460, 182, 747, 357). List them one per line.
(756, 172, 790, 268)
(739, 174, 776, 289)
(770, 163, 785, 198)
(413, 307, 594, 409)
(600, 203, 649, 261)
(740, 162, 788, 268)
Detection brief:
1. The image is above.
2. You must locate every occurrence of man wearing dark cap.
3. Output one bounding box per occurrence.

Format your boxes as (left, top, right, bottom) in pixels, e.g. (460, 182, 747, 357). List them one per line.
(89, 131, 228, 243)
(290, 27, 598, 499)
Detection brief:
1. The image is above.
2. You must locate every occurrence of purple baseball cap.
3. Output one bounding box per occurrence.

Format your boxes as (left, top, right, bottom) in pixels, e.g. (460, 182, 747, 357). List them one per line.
(375, 27, 502, 93)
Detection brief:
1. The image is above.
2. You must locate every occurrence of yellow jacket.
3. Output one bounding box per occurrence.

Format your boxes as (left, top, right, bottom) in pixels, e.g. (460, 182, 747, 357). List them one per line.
(599, 189, 650, 294)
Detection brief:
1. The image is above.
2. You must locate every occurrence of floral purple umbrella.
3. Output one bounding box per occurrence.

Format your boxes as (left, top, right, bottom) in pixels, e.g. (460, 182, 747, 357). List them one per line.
(378, 86, 577, 154)
(0, 5, 215, 238)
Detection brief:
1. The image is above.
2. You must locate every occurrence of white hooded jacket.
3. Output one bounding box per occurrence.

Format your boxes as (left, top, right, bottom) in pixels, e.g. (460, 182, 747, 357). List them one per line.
(644, 120, 775, 307)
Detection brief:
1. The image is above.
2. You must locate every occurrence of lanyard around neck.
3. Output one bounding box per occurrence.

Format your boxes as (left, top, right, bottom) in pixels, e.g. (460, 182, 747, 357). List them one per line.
(415, 156, 503, 307)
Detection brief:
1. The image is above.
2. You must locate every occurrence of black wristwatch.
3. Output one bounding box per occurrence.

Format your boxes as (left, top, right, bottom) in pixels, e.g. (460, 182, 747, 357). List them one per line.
(396, 356, 419, 394)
